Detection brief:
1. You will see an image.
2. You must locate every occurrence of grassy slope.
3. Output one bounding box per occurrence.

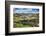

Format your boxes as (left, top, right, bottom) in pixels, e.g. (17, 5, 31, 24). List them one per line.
(13, 13, 39, 28)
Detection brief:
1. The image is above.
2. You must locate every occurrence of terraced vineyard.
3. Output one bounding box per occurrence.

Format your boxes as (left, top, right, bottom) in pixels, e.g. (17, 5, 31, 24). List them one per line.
(13, 13, 39, 28)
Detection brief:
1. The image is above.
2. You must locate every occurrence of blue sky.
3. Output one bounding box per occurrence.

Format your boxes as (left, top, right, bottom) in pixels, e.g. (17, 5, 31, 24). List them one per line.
(13, 8, 39, 13)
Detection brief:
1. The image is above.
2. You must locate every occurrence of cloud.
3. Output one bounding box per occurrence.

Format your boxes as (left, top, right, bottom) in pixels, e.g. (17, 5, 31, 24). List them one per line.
(13, 8, 39, 13)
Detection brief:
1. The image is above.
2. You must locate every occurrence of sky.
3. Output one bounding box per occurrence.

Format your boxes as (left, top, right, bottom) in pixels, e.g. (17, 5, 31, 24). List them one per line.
(13, 8, 39, 13)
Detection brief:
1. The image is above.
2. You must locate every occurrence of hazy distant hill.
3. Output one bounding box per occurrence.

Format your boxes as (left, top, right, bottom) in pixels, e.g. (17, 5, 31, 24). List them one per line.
(14, 13, 39, 16)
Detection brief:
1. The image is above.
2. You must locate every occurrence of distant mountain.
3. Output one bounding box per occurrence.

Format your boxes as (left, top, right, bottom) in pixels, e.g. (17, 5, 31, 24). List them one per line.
(14, 13, 39, 17)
